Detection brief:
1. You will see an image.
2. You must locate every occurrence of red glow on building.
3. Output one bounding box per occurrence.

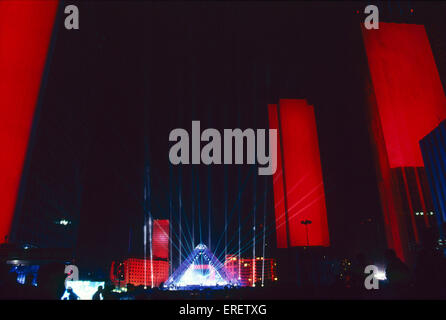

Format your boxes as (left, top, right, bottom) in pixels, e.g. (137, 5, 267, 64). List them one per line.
(224, 255, 277, 287)
(110, 219, 170, 287)
(0, 0, 59, 241)
(268, 99, 330, 248)
(362, 23, 446, 168)
(362, 23, 446, 261)
(111, 258, 169, 287)
(152, 219, 169, 260)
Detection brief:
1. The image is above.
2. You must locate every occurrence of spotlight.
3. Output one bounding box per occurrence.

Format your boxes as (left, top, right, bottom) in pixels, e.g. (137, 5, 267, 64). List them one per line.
(374, 270, 387, 281)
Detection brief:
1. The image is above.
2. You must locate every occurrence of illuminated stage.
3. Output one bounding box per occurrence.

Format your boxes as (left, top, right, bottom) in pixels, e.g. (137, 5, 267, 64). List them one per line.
(164, 244, 238, 290)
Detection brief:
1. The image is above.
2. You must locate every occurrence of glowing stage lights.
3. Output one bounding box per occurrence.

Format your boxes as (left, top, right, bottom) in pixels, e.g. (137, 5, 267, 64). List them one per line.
(164, 244, 237, 289)
(374, 270, 387, 281)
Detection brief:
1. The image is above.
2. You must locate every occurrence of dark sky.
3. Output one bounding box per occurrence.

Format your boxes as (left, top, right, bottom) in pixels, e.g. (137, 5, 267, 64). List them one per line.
(13, 1, 446, 271)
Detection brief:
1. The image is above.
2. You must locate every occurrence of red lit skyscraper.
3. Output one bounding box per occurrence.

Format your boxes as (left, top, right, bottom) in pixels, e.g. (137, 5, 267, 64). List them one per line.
(0, 0, 58, 243)
(268, 99, 330, 248)
(362, 23, 446, 261)
(110, 219, 170, 287)
(152, 219, 169, 260)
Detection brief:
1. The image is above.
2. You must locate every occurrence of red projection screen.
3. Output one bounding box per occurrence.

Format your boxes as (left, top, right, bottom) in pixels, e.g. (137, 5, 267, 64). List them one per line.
(268, 99, 330, 248)
(0, 0, 58, 242)
(363, 22, 446, 261)
(268, 104, 287, 248)
(152, 219, 170, 259)
(362, 23, 446, 168)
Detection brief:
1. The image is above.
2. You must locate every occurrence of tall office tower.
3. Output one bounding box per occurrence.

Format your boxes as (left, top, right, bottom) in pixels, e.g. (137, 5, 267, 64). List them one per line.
(362, 22, 446, 262)
(268, 99, 330, 248)
(152, 219, 169, 260)
(0, 1, 59, 243)
(420, 120, 446, 241)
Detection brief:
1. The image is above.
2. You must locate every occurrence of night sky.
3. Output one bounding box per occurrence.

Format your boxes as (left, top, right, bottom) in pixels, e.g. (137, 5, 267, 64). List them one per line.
(12, 1, 446, 272)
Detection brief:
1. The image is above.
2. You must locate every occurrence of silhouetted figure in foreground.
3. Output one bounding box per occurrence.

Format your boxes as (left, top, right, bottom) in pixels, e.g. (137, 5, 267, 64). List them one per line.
(67, 287, 79, 300)
(102, 283, 117, 300)
(92, 285, 103, 300)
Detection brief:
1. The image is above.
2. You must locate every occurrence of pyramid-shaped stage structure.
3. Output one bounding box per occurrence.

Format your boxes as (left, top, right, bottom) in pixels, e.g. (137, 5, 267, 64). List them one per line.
(164, 244, 238, 288)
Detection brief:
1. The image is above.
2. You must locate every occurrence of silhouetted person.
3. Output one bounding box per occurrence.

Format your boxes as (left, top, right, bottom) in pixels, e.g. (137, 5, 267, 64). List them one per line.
(102, 283, 117, 300)
(92, 285, 103, 300)
(67, 287, 79, 300)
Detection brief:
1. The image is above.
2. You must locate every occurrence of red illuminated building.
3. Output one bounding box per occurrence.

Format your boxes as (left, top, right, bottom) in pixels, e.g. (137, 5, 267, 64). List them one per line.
(110, 219, 170, 287)
(362, 22, 446, 261)
(268, 99, 330, 248)
(110, 258, 169, 288)
(152, 219, 169, 260)
(0, 0, 58, 242)
(224, 255, 278, 287)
